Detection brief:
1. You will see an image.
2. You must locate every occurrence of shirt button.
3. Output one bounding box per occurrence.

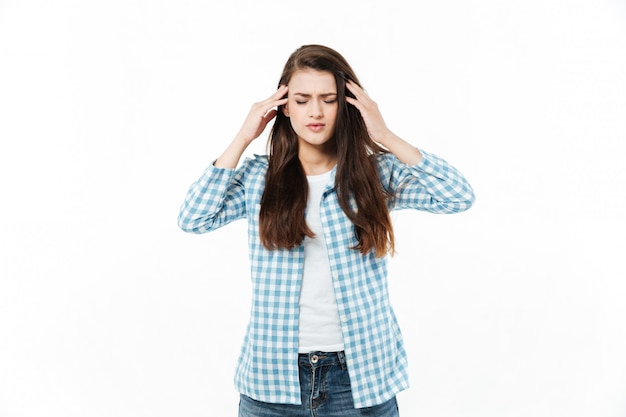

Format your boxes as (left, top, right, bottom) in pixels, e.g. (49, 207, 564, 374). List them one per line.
(311, 355, 319, 364)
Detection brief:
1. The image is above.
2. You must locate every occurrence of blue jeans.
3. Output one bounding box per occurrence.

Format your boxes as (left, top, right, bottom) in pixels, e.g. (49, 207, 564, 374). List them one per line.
(238, 351, 400, 417)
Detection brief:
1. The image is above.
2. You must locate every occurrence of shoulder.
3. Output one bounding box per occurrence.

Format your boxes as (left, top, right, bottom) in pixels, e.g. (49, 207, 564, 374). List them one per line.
(237, 154, 268, 175)
(232, 155, 268, 190)
(251, 154, 269, 166)
(374, 152, 396, 166)
(373, 152, 402, 177)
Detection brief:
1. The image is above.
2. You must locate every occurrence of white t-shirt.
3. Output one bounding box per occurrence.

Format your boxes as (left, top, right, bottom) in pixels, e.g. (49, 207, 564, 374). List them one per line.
(298, 170, 345, 353)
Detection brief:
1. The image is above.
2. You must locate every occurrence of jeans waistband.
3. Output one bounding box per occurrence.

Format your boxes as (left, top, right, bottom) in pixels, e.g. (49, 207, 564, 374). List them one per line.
(298, 350, 347, 369)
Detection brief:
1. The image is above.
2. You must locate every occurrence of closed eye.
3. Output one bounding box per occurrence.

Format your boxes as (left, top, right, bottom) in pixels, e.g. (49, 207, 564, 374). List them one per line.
(295, 100, 336, 105)
(293, 92, 337, 105)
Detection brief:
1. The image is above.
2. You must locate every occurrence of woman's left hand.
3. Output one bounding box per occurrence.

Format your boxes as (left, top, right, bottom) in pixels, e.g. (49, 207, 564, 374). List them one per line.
(345, 80, 393, 145)
(346, 80, 423, 165)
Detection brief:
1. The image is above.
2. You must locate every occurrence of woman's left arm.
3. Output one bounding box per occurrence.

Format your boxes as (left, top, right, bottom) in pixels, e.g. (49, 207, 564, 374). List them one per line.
(345, 80, 423, 165)
(346, 81, 475, 213)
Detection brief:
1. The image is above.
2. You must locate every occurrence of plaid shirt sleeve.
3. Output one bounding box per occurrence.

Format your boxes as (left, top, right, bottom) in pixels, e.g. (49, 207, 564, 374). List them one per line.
(177, 160, 251, 233)
(380, 149, 475, 213)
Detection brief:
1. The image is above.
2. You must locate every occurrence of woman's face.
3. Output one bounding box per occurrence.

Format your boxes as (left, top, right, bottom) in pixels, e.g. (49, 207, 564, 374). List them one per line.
(283, 69, 338, 154)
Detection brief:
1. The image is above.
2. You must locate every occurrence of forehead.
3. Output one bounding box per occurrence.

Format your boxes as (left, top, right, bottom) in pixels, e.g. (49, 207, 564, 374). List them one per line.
(288, 69, 336, 93)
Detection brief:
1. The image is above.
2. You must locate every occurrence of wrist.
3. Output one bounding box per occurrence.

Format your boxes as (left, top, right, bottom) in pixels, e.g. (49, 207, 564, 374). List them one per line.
(233, 133, 254, 148)
(374, 130, 398, 148)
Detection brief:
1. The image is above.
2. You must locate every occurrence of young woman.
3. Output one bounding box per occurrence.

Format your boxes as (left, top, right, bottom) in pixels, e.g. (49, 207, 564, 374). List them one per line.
(178, 44, 475, 417)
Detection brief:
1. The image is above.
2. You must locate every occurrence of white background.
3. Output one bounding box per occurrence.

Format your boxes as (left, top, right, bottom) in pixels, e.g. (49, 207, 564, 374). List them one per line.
(1, 1, 625, 416)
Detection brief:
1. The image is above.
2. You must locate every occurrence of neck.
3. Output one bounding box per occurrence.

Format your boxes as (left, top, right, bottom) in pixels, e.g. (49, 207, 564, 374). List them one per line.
(300, 155, 337, 176)
(300, 155, 336, 177)
(298, 143, 337, 176)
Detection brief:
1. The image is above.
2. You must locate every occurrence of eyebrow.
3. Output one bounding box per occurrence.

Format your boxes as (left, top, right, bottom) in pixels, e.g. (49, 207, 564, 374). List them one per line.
(293, 92, 337, 98)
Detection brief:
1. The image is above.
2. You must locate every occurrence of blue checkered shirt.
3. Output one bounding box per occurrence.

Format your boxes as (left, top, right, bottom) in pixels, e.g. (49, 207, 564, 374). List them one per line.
(178, 150, 474, 408)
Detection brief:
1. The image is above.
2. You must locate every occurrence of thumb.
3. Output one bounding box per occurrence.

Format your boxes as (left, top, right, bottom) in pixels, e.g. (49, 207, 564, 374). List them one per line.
(262, 109, 278, 127)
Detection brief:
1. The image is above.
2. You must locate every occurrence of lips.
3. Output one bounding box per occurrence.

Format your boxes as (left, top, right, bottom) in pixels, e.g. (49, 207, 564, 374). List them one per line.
(306, 123, 325, 132)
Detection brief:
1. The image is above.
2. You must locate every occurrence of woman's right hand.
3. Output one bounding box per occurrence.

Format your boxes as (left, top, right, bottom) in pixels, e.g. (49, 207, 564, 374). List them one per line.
(214, 85, 289, 169)
(235, 85, 289, 144)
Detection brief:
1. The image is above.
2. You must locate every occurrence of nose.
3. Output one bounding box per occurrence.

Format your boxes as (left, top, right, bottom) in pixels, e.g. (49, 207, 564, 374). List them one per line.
(310, 100, 323, 118)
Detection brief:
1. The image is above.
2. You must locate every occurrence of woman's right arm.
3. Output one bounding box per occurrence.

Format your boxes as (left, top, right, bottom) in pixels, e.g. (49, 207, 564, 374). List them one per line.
(214, 85, 288, 168)
(177, 163, 246, 233)
(177, 86, 288, 233)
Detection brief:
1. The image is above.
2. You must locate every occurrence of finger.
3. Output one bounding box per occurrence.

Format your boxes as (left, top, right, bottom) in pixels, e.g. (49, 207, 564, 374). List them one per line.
(345, 95, 360, 109)
(269, 97, 288, 114)
(345, 80, 364, 99)
(262, 109, 278, 125)
(254, 94, 287, 117)
(270, 84, 289, 100)
(262, 86, 289, 108)
(347, 81, 374, 106)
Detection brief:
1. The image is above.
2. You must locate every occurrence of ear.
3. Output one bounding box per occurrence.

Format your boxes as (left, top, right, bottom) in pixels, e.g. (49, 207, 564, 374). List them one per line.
(282, 104, 289, 117)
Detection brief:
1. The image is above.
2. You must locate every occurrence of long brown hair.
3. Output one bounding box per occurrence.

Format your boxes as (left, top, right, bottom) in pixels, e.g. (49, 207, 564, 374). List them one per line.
(259, 44, 395, 257)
